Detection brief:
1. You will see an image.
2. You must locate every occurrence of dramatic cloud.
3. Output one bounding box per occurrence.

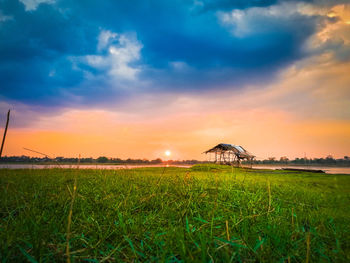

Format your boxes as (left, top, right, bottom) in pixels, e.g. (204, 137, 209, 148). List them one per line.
(1, 0, 341, 109)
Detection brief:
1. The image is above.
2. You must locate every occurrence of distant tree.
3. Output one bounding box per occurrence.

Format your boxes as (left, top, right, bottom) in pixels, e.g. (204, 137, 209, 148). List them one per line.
(280, 156, 289, 164)
(97, 156, 109, 163)
(110, 158, 122, 163)
(325, 155, 336, 165)
(55, 156, 64, 162)
(150, 158, 162, 164)
(81, 157, 93, 163)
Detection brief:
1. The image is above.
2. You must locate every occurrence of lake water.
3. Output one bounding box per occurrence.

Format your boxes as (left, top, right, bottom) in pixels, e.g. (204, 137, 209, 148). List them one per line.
(251, 165, 350, 174)
(0, 164, 350, 174)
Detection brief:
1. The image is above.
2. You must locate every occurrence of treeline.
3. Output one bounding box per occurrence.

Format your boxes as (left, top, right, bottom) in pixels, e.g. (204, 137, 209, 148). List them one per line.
(0, 155, 204, 165)
(244, 155, 350, 166)
(1, 155, 350, 166)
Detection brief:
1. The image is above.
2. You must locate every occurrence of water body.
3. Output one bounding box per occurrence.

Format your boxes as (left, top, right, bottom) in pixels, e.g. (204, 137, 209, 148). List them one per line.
(251, 165, 350, 174)
(0, 164, 350, 174)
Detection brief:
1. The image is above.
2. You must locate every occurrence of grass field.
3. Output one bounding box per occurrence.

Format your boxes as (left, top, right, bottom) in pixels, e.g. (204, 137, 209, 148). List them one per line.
(0, 164, 349, 262)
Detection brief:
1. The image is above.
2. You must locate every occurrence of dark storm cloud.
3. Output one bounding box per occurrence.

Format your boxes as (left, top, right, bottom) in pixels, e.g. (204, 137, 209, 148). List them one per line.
(0, 0, 343, 107)
(0, 0, 98, 106)
(198, 0, 350, 12)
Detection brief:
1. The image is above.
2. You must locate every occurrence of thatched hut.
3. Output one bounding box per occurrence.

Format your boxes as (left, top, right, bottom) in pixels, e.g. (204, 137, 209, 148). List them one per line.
(204, 143, 255, 166)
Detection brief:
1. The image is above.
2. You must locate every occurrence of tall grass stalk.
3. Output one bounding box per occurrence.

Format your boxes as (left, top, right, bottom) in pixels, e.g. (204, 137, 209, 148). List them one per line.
(65, 155, 80, 262)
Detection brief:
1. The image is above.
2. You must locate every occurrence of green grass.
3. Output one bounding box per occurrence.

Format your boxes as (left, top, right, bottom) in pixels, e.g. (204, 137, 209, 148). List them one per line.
(0, 164, 349, 262)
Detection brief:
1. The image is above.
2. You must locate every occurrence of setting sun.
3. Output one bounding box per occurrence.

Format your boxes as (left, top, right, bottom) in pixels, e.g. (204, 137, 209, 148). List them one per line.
(165, 150, 171, 157)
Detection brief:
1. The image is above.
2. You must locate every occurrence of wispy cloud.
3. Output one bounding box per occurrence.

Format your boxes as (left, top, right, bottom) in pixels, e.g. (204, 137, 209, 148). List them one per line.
(19, 0, 55, 11)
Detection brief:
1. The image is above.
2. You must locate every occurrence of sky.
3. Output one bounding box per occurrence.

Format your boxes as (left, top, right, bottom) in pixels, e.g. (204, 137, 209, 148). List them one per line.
(0, 0, 350, 160)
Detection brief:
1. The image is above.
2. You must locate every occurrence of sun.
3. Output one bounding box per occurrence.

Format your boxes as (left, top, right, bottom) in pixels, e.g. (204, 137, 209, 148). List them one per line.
(165, 150, 171, 157)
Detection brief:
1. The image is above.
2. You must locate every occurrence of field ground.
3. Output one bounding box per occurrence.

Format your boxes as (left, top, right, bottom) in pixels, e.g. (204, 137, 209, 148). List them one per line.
(0, 164, 349, 262)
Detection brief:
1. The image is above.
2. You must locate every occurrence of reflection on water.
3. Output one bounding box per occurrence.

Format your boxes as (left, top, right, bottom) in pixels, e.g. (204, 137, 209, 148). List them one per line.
(0, 164, 349, 174)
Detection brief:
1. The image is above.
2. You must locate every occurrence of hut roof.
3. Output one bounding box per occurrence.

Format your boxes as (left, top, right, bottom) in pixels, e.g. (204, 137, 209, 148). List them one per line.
(204, 143, 255, 159)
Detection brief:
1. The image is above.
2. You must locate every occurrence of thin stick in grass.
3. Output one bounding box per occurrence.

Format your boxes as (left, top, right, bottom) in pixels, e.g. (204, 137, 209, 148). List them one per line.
(225, 220, 230, 241)
(210, 171, 219, 239)
(267, 180, 271, 212)
(258, 235, 263, 251)
(306, 232, 311, 263)
(23, 147, 62, 168)
(156, 165, 167, 187)
(66, 154, 80, 263)
(291, 208, 296, 241)
(66, 178, 77, 263)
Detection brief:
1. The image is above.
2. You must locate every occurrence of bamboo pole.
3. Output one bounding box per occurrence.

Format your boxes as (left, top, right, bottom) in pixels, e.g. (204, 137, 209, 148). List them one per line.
(23, 147, 62, 168)
(0, 110, 10, 159)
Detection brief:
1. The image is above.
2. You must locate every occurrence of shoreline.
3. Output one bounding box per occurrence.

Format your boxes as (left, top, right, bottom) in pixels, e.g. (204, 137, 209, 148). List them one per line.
(0, 162, 349, 167)
(1, 163, 350, 174)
